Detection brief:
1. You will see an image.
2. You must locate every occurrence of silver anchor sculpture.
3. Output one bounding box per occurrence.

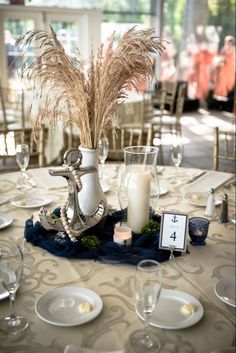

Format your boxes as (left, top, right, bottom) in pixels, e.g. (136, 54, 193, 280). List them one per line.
(39, 148, 107, 241)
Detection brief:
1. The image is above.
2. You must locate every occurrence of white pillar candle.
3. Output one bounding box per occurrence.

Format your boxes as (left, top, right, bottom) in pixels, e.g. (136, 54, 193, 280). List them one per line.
(113, 226, 132, 246)
(127, 170, 151, 233)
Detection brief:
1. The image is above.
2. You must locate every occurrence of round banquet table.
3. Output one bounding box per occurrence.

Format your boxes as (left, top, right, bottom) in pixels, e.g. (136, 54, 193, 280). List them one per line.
(0, 165, 235, 353)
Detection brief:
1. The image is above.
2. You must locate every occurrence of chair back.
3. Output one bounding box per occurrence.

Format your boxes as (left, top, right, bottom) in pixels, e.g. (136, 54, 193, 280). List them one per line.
(162, 81, 178, 114)
(0, 126, 47, 172)
(107, 123, 152, 161)
(213, 127, 236, 172)
(174, 83, 186, 130)
(0, 85, 24, 129)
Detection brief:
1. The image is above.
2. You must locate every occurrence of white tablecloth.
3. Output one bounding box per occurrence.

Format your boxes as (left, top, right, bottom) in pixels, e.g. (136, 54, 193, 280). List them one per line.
(0, 166, 235, 353)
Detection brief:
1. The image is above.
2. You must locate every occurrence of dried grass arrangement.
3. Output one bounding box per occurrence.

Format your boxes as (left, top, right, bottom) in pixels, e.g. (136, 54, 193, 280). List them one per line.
(18, 26, 165, 149)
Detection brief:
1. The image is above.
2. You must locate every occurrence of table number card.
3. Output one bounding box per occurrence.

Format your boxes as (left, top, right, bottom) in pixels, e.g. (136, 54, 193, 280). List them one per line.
(159, 211, 188, 252)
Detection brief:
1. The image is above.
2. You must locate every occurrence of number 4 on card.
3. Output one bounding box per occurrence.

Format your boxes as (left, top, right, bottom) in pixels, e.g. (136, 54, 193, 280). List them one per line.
(159, 211, 188, 252)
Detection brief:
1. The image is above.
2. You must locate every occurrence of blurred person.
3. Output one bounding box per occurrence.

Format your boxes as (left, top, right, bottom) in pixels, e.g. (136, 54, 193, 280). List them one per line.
(190, 33, 214, 105)
(213, 35, 235, 98)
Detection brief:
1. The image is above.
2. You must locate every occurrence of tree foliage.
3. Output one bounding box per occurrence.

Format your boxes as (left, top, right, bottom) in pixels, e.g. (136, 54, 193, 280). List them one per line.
(208, 0, 236, 47)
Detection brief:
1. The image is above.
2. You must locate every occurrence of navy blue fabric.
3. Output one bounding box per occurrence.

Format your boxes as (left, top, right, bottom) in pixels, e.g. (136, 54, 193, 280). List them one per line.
(24, 210, 179, 265)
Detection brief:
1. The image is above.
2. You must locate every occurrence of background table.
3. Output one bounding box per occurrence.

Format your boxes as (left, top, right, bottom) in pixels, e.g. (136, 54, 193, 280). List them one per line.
(0, 165, 235, 353)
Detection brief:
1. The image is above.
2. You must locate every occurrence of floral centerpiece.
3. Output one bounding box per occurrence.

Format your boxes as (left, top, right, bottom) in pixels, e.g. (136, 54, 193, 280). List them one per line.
(18, 27, 165, 241)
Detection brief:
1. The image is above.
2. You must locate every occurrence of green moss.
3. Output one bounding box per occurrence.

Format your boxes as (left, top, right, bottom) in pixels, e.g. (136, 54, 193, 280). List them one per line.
(80, 235, 101, 249)
(141, 220, 160, 235)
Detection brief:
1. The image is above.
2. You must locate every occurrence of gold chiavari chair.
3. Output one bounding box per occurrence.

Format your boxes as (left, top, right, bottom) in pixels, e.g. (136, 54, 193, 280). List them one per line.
(1, 77, 51, 171)
(150, 83, 186, 137)
(0, 126, 48, 172)
(0, 84, 22, 129)
(152, 80, 178, 116)
(0, 83, 48, 171)
(107, 123, 152, 161)
(213, 127, 236, 173)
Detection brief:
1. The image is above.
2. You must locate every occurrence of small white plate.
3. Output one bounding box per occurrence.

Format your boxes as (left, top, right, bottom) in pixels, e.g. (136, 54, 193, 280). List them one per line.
(11, 194, 52, 209)
(35, 287, 103, 326)
(0, 211, 13, 230)
(183, 191, 221, 207)
(136, 289, 204, 330)
(214, 276, 236, 307)
(230, 213, 236, 225)
(100, 182, 110, 193)
(159, 183, 168, 196)
(0, 196, 10, 206)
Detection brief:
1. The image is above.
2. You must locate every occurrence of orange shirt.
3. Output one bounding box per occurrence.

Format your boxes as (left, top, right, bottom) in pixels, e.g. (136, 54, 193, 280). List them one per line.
(214, 46, 235, 97)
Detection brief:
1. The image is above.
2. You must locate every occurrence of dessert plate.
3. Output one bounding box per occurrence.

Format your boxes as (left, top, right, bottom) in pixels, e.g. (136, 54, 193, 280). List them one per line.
(136, 289, 204, 329)
(214, 276, 236, 307)
(183, 191, 221, 207)
(0, 211, 13, 230)
(11, 194, 52, 209)
(35, 287, 103, 326)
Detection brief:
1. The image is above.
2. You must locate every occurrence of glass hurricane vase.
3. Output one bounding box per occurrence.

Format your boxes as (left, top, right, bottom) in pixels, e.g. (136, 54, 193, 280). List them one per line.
(118, 146, 160, 234)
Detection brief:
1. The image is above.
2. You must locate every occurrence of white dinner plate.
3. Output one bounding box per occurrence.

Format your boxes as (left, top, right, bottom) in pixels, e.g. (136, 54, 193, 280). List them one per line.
(136, 289, 204, 330)
(11, 194, 52, 209)
(183, 191, 221, 207)
(0, 211, 13, 230)
(35, 287, 103, 326)
(0, 196, 10, 206)
(214, 276, 236, 307)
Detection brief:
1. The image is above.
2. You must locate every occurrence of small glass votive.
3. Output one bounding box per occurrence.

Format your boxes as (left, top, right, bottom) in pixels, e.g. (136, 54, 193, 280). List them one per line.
(113, 225, 132, 246)
(189, 217, 210, 246)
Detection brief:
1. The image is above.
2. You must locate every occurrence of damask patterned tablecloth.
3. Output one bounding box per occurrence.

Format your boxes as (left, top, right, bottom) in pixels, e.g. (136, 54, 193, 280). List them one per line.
(0, 166, 235, 353)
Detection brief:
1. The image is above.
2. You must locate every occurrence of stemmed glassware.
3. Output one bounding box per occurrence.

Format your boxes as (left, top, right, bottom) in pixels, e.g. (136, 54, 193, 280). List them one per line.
(98, 137, 109, 181)
(16, 144, 34, 190)
(0, 241, 29, 334)
(129, 259, 162, 353)
(171, 138, 183, 185)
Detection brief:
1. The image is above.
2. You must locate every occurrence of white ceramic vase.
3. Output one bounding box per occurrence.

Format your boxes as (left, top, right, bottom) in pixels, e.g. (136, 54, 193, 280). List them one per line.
(78, 146, 108, 216)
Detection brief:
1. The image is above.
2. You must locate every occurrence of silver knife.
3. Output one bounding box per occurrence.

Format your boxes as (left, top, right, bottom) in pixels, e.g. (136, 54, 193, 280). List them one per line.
(186, 171, 206, 184)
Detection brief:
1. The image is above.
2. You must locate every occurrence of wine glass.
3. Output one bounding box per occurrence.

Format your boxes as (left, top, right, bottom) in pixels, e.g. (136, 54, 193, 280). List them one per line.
(98, 137, 109, 180)
(171, 138, 183, 184)
(0, 241, 29, 334)
(15, 144, 32, 190)
(129, 259, 162, 353)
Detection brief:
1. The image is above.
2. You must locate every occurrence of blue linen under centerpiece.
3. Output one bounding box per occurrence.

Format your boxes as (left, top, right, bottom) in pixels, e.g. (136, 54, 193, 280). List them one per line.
(24, 210, 180, 265)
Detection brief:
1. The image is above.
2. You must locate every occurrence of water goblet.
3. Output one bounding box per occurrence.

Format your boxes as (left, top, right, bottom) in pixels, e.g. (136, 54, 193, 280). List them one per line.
(171, 139, 183, 185)
(0, 241, 29, 334)
(15, 144, 32, 190)
(98, 137, 109, 180)
(129, 259, 162, 353)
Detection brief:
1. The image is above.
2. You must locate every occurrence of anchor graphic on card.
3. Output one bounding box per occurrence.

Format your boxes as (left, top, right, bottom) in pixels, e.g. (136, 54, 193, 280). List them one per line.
(171, 215, 178, 223)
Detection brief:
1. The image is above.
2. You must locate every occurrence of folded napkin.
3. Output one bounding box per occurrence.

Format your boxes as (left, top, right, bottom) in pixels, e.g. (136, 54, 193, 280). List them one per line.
(64, 346, 124, 353)
(184, 170, 234, 193)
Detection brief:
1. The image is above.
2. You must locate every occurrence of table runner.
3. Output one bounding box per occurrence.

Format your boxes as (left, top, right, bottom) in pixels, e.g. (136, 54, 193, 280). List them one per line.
(24, 211, 180, 265)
